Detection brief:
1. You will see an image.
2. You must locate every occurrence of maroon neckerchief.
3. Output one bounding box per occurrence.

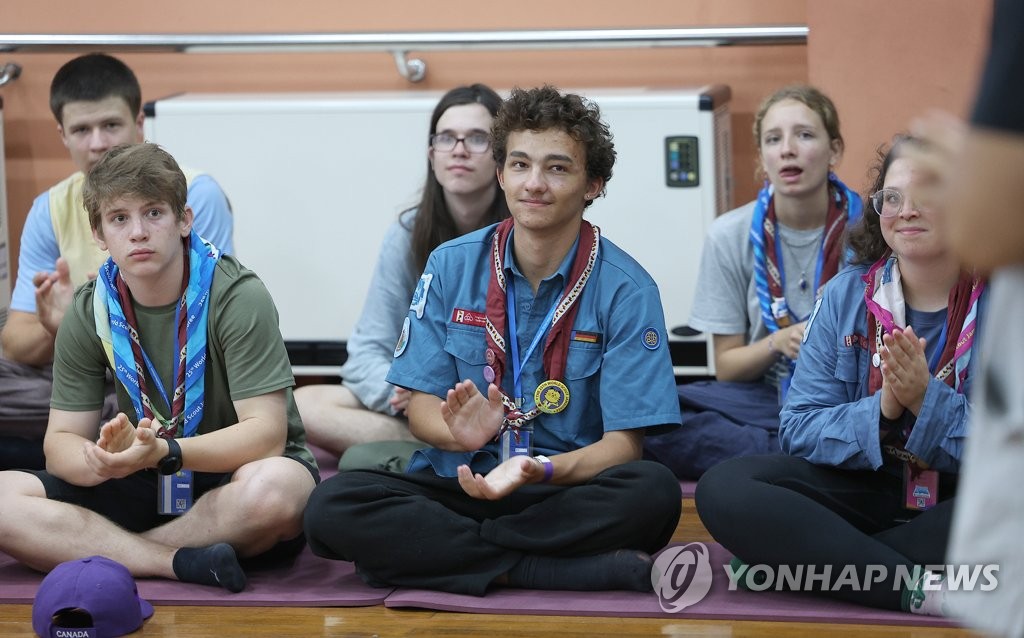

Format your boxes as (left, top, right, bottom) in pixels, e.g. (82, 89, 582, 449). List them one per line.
(114, 241, 190, 436)
(483, 218, 599, 417)
(762, 183, 850, 326)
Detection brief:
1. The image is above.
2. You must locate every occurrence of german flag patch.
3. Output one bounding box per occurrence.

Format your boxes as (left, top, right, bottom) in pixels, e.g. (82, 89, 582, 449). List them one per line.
(571, 330, 601, 344)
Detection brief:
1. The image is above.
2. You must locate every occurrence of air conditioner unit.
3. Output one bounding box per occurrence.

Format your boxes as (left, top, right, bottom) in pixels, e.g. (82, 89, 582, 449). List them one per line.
(145, 86, 733, 378)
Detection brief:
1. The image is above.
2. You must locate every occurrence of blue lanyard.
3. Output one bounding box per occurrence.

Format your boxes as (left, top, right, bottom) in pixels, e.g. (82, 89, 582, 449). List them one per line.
(927, 320, 949, 374)
(506, 279, 561, 405)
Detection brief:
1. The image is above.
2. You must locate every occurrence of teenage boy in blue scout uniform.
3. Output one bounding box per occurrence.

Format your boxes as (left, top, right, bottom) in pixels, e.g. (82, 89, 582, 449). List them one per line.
(305, 85, 683, 596)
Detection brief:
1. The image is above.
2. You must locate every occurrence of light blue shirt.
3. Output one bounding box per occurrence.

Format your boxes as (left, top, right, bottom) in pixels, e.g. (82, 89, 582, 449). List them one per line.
(11, 173, 234, 313)
(386, 222, 682, 477)
(780, 264, 987, 474)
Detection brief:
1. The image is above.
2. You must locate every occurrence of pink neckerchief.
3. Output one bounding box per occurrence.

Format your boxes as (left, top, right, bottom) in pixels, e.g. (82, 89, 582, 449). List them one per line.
(863, 254, 984, 395)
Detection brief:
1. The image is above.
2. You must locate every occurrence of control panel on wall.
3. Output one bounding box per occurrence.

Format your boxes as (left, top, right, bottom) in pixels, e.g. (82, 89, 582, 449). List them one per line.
(665, 135, 699, 187)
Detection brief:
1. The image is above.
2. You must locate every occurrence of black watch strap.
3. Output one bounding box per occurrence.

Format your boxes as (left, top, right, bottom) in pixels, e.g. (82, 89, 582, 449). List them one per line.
(158, 437, 183, 475)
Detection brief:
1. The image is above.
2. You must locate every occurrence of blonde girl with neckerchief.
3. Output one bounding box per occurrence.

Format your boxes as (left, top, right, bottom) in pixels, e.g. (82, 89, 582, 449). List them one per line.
(695, 136, 987, 616)
(644, 85, 861, 479)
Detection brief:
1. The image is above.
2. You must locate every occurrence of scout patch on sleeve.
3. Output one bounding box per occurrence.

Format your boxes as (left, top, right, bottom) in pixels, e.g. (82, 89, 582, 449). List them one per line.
(394, 316, 411, 358)
(410, 273, 433, 319)
(803, 297, 824, 344)
(641, 327, 661, 350)
(451, 308, 487, 327)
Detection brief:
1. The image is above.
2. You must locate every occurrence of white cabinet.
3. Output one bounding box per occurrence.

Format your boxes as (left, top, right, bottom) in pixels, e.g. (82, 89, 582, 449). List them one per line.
(145, 87, 733, 376)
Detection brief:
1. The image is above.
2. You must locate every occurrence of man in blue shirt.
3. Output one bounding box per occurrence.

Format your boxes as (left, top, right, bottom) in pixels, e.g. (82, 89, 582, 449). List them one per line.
(304, 85, 682, 596)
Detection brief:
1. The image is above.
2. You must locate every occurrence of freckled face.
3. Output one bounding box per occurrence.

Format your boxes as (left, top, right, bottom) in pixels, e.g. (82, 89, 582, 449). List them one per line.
(92, 196, 192, 284)
(758, 99, 840, 199)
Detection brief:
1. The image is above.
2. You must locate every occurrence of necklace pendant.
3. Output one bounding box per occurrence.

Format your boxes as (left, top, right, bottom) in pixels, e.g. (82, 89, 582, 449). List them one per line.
(798, 275, 808, 292)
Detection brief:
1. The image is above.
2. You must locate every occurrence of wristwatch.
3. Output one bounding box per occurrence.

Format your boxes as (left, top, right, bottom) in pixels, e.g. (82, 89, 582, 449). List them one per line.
(158, 437, 183, 475)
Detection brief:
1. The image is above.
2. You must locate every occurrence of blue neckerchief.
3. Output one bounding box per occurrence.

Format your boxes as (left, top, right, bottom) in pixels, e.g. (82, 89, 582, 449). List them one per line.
(94, 231, 220, 437)
(750, 172, 863, 335)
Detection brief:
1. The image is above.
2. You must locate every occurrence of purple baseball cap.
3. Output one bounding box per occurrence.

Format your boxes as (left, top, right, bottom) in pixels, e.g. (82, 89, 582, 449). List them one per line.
(32, 556, 154, 638)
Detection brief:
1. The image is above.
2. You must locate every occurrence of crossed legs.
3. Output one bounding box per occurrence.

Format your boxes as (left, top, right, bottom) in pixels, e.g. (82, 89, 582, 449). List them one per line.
(0, 456, 315, 590)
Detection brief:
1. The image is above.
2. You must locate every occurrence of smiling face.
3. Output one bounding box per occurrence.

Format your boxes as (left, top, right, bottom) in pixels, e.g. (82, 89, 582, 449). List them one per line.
(497, 128, 603, 241)
(59, 96, 144, 174)
(758, 99, 841, 201)
(879, 157, 949, 265)
(92, 195, 193, 296)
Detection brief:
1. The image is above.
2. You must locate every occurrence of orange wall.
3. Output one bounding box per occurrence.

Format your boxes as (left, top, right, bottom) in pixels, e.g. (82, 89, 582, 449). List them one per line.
(2, 0, 808, 282)
(808, 0, 993, 193)
(0, 0, 993, 285)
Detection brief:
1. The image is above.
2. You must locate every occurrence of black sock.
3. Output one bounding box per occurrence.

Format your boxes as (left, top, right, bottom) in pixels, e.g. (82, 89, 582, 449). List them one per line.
(505, 550, 653, 592)
(172, 543, 247, 593)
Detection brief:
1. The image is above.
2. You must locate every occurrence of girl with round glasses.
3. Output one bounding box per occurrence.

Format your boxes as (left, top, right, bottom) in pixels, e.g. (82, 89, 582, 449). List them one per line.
(695, 137, 987, 616)
(645, 85, 862, 479)
(296, 84, 510, 468)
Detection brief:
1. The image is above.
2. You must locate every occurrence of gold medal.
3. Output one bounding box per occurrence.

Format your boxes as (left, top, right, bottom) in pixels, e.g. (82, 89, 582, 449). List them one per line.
(534, 379, 570, 414)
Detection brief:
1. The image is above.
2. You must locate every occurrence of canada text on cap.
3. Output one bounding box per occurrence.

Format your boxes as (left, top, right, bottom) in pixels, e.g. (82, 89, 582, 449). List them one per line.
(32, 556, 154, 638)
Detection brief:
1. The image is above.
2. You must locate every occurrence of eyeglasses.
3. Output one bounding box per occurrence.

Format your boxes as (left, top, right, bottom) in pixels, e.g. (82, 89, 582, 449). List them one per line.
(869, 188, 924, 218)
(430, 131, 491, 154)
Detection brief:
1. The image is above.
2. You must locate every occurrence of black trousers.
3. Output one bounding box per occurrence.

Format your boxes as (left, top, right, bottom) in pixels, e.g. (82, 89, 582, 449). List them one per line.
(304, 460, 681, 595)
(696, 454, 957, 610)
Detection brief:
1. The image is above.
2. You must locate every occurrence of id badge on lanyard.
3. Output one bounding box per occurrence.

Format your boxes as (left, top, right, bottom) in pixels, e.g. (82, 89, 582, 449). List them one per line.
(500, 426, 533, 461)
(903, 463, 939, 511)
(158, 470, 194, 516)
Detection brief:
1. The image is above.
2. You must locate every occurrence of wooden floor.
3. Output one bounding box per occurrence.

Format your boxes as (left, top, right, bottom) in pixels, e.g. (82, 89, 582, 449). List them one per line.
(0, 500, 980, 637)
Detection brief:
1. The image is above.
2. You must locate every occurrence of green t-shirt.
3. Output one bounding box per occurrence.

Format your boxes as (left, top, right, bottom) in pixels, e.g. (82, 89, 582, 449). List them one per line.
(52, 255, 315, 469)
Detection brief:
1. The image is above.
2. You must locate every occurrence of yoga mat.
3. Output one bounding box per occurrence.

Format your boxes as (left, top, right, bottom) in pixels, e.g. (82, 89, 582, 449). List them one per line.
(0, 549, 389, 607)
(384, 543, 959, 628)
(680, 480, 696, 498)
(308, 442, 339, 482)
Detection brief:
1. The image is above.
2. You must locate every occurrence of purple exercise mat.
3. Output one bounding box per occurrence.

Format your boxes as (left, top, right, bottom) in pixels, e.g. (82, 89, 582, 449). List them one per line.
(679, 480, 696, 498)
(0, 549, 389, 607)
(384, 543, 960, 628)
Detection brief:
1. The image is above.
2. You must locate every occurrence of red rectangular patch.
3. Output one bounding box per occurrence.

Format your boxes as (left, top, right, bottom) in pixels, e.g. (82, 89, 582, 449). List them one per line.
(451, 308, 487, 327)
(843, 333, 869, 350)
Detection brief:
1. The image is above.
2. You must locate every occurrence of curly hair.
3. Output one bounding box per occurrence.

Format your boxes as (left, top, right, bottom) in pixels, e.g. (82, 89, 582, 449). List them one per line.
(846, 135, 919, 264)
(491, 85, 615, 208)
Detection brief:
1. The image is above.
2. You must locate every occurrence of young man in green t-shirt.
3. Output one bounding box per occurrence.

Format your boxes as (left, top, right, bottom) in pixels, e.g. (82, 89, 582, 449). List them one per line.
(0, 143, 316, 592)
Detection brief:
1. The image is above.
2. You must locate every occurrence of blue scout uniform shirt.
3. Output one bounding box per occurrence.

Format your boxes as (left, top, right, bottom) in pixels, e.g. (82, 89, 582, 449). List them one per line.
(780, 264, 987, 475)
(386, 222, 682, 477)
